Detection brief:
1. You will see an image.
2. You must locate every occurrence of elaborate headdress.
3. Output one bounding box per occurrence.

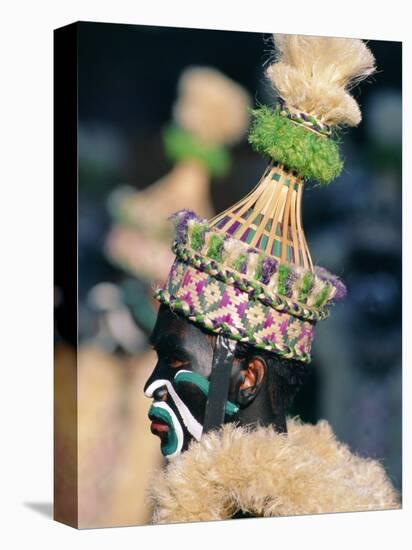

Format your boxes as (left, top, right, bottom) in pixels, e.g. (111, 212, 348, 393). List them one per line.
(156, 35, 375, 363)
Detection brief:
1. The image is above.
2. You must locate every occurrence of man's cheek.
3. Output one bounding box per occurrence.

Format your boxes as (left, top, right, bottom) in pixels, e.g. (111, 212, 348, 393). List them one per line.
(173, 381, 209, 424)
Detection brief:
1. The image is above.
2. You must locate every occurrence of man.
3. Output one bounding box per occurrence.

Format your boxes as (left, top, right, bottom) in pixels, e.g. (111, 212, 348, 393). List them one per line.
(143, 34, 399, 523)
(145, 304, 308, 455)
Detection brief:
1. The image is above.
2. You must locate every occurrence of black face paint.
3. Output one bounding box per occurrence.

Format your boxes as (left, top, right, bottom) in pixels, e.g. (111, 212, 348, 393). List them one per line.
(144, 306, 239, 457)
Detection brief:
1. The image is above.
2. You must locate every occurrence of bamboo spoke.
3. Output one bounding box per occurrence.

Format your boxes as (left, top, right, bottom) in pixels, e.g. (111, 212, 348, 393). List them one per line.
(210, 164, 313, 270)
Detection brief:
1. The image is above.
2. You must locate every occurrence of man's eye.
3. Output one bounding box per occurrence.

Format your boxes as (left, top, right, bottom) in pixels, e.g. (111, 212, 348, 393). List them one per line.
(168, 358, 189, 369)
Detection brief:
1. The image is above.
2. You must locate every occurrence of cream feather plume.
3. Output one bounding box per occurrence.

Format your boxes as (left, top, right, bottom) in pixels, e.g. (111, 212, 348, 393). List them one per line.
(173, 67, 251, 146)
(266, 34, 376, 126)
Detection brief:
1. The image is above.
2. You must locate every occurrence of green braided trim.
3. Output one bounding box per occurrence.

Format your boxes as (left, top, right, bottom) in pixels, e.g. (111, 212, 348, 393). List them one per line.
(155, 288, 311, 363)
(248, 105, 343, 185)
(173, 243, 330, 322)
(163, 125, 231, 178)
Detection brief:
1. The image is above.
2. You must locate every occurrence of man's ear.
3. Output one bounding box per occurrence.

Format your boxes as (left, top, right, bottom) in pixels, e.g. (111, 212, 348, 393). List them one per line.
(236, 357, 266, 407)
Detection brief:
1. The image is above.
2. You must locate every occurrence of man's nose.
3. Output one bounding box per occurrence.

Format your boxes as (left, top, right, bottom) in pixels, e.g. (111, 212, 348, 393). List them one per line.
(144, 374, 169, 400)
(153, 385, 168, 402)
(143, 362, 167, 397)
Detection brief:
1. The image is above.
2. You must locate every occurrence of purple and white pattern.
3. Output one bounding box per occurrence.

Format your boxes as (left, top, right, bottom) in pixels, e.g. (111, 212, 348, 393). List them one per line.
(156, 260, 315, 362)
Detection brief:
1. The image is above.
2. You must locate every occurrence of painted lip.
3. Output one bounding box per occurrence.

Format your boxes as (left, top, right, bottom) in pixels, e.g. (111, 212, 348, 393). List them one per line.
(148, 410, 170, 438)
(150, 420, 169, 435)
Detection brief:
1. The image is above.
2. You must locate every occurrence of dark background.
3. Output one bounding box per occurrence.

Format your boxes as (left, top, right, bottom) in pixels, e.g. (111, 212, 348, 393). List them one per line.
(76, 22, 402, 491)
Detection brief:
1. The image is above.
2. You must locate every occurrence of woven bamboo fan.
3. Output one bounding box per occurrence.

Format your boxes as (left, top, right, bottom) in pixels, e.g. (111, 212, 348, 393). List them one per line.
(211, 162, 313, 269)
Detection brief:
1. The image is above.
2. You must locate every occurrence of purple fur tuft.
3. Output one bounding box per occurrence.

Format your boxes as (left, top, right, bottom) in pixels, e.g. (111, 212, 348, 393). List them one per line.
(169, 209, 199, 244)
(284, 269, 298, 297)
(239, 259, 248, 274)
(261, 257, 278, 284)
(332, 278, 347, 300)
(315, 266, 347, 301)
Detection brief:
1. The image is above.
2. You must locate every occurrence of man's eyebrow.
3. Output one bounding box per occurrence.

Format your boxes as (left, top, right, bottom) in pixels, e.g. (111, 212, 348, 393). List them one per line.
(149, 333, 190, 356)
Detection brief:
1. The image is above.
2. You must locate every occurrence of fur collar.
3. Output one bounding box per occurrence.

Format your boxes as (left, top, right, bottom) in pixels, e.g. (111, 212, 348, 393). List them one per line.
(148, 419, 399, 524)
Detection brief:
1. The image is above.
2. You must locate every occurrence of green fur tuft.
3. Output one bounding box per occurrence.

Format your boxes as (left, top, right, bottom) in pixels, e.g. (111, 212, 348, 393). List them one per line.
(254, 254, 266, 281)
(232, 253, 247, 273)
(207, 234, 224, 261)
(314, 285, 331, 308)
(277, 264, 291, 296)
(163, 125, 231, 178)
(190, 223, 207, 251)
(248, 106, 343, 185)
(298, 272, 314, 303)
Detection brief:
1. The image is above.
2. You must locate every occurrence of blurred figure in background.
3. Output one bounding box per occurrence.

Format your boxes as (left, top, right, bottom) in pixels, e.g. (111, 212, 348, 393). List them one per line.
(55, 62, 251, 528)
(106, 67, 250, 326)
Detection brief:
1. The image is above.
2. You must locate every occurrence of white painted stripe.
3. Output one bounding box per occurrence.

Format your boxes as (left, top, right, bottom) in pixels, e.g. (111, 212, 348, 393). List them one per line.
(145, 378, 203, 441)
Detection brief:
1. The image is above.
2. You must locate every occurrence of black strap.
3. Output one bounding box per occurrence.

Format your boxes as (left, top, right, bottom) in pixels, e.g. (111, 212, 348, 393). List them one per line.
(203, 335, 237, 433)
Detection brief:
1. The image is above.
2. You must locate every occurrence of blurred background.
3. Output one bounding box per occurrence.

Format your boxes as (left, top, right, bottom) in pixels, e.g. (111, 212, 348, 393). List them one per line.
(54, 22, 402, 527)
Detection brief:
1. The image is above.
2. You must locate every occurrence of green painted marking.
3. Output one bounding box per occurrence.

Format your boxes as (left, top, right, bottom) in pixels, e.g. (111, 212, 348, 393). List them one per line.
(149, 404, 178, 456)
(174, 371, 239, 416)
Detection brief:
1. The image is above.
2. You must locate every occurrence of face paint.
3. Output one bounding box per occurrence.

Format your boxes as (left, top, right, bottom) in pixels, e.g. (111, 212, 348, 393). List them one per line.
(145, 307, 240, 458)
(145, 370, 239, 458)
(174, 370, 239, 417)
(148, 401, 183, 457)
(145, 378, 203, 442)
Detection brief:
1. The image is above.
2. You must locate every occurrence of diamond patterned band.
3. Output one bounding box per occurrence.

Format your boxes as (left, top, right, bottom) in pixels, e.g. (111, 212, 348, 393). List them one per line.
(156, 260, 315, 362)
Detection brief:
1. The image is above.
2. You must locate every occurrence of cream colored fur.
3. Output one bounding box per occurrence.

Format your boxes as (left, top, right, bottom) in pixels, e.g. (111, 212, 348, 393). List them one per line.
(267, 35, 376, 126)
(174, 67, 251, 146)
(148, 418, 399, 523)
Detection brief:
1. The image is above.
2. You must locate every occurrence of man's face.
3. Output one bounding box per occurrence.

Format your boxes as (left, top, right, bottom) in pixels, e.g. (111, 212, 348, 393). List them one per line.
(144, 305, 239, 457)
